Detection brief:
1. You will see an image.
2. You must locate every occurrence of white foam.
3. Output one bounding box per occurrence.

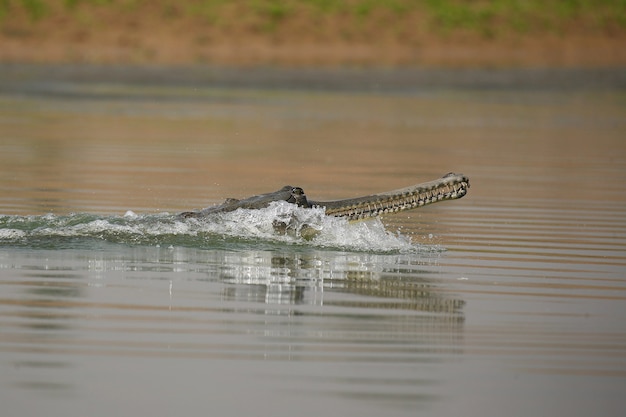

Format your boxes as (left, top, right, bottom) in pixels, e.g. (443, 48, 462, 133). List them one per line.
(0, 229, 26, 239)
(187, 201, 418, 252)
(124, 210, 138, 218)
(0, 205, 427, 253)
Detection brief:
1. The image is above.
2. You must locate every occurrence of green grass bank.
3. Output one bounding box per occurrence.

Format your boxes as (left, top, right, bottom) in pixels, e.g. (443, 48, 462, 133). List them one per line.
(1, 0, 625, 66)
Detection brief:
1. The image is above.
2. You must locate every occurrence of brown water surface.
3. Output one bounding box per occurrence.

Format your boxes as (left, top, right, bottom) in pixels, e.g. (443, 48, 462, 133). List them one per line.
(1, 65, 625, 417)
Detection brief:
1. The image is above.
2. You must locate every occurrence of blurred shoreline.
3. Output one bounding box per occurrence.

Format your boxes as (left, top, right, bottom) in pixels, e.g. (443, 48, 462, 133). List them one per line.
(1, 1, 625, 68)
(2, 36, 625, 69)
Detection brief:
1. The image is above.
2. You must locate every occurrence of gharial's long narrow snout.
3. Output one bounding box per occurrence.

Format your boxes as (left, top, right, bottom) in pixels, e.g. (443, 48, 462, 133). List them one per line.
(311, 172, 470, 221)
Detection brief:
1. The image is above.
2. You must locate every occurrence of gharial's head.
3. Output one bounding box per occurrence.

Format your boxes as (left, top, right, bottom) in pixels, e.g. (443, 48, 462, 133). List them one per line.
(285, 187, 311, 208)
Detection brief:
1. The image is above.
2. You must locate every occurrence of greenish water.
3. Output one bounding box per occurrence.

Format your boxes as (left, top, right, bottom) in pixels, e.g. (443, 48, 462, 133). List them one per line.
(1, 65, 625, 417)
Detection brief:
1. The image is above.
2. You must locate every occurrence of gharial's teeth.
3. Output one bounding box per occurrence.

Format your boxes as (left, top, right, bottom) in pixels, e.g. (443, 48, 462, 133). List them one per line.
(331, 179, 468, 220)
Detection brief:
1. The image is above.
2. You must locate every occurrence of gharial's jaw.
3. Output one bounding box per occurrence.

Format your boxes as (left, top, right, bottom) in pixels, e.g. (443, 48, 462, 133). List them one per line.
(310, 173, 470, 221)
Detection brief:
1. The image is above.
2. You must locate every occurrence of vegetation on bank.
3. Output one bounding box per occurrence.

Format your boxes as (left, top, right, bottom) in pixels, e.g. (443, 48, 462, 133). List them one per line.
(1, 0, 625, 38)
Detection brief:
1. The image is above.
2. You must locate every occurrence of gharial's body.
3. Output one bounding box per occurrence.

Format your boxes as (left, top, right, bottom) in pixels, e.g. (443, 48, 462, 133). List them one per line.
(181, 172, 469, 221)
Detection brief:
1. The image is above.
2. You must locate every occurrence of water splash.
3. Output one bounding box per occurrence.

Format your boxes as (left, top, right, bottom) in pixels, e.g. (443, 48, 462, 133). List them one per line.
(0, 202, 434, 253)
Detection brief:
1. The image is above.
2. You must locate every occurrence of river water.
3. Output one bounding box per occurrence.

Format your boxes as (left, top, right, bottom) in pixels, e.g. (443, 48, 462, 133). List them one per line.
(1, 65, 625, 417)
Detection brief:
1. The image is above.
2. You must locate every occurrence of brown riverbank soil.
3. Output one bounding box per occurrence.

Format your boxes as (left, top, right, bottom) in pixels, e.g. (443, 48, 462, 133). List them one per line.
(1, 3, 625, 68)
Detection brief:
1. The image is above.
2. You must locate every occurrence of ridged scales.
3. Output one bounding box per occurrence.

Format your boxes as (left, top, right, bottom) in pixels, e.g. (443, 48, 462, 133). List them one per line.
(312, 173, 470, 221)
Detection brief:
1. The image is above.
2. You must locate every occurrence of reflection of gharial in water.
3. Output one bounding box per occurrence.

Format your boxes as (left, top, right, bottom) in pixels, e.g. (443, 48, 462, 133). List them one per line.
(220, 250, 465, 318)
(181, 172, 469, 221)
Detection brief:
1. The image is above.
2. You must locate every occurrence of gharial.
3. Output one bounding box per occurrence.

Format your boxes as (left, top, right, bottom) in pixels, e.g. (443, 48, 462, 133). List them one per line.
(181, 172, 470, 222)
